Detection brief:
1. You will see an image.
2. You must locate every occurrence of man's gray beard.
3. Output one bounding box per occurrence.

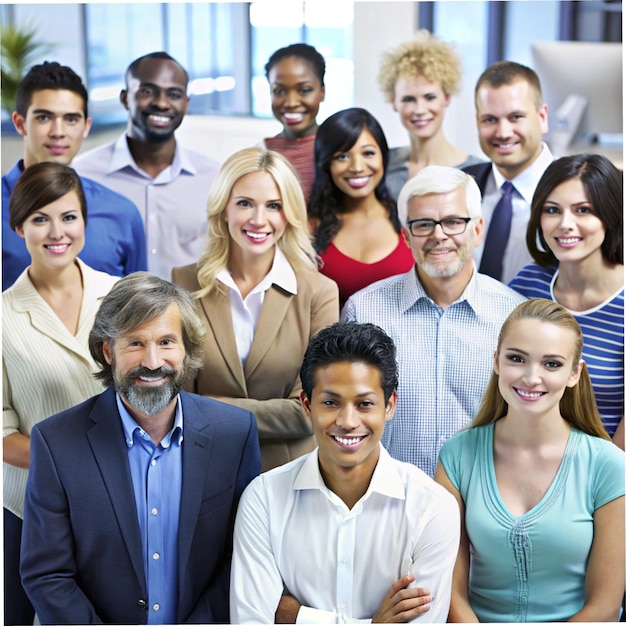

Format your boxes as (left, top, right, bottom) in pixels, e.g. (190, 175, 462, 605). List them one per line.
(113, 364, 185, 416)
(418, 242, 475, 279)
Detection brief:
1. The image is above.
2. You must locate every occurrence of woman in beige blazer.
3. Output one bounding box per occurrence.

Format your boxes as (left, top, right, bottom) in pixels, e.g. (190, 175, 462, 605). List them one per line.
(173, 147, 339, 471)
(3, 163, 119, 626)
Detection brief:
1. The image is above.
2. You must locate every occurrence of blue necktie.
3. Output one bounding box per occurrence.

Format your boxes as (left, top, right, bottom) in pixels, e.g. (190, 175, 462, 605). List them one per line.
(479, 181, 515, 280)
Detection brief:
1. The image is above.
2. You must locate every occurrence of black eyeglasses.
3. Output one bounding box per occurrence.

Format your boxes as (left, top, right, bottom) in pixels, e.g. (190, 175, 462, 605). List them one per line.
(406, 217, 473, 237)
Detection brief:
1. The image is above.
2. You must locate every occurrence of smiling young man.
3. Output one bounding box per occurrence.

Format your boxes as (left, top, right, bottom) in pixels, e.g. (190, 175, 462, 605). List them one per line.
(20, 273, 261, 625)
(230, 322, 460, 624)
(74, 52, 220, 279)
(342, 166, 525, 477)
(463, 61, 553, 283)
(2, 61, 147, 289)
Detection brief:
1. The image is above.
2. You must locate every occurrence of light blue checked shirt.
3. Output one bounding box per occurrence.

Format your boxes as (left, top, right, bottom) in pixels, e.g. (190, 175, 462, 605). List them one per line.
(341, 266, 525, 477)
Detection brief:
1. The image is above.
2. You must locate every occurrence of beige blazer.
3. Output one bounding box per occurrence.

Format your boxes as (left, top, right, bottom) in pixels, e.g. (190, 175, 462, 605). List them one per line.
(172, 263, 339, 471)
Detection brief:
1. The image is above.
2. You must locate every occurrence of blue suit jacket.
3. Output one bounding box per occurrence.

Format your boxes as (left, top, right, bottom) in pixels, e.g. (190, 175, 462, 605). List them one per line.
(21, 388, 261, 624)
(2, 160, 148, 290)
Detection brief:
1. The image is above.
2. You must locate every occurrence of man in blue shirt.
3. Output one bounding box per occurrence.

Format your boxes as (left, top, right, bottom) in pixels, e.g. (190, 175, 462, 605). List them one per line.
(342, 166, 525, 477)
(21, 273, 261, 624)
(2, 61, 147, 289)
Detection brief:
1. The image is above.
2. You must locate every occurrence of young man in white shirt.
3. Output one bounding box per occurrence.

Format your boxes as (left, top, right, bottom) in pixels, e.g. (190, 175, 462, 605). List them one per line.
(230, 322, 460, 624)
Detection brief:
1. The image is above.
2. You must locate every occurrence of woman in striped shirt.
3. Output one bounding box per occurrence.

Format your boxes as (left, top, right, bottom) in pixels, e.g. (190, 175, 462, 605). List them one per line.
(509, 153, 623, 447)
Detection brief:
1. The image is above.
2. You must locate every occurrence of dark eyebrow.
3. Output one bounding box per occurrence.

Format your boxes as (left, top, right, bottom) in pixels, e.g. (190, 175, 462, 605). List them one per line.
(31, 108, 83, 118)
(505, 347, 566, 360)
(139, 82, 185, 93)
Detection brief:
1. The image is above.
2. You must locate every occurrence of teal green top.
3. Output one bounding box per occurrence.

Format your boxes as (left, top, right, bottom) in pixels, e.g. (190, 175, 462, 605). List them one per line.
(439, 424, 624, 622)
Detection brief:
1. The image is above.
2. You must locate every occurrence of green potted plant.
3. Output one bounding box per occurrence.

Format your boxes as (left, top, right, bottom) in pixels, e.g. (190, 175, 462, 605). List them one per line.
(1, 21, 55, 115)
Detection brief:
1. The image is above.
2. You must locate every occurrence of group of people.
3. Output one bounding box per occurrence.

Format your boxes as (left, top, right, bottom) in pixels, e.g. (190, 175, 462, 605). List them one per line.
(2, 28, 624, 626)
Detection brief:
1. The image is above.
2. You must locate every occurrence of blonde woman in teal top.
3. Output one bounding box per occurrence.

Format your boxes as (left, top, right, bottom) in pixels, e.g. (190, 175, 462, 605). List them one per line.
(435, 299, 624, 622)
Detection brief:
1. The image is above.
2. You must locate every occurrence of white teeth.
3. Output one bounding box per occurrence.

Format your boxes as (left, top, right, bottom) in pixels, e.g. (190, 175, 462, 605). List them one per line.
(149, 115, 170, 123)
(283, 113, 303, 121)
(334, 435, 365, 447)
(557, 237, 581, 245)
(497, 142, 516, 149)
(45, 244, 69, 252)
(246, 231, 269, 240)
(516, 389, 544, 398)
(348, 177, 369, 185)
(139, 375, 162, 382)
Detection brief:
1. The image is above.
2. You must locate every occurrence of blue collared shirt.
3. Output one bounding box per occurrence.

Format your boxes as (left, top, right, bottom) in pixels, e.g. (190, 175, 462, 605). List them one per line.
(2, 160, 147, 290)
(117, 393, 183, 625)
(342, 266, 526, 477)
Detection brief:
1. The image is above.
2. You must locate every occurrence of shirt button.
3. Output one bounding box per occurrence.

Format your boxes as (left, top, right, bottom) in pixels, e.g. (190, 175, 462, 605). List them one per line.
(152, 552, 160, 560)
(151, 459, 157, 466)
(151, 507, 158, 516)
(152, 603, 160, 611)
(341, 556, 347, 563)
(151, 248, 157, 255)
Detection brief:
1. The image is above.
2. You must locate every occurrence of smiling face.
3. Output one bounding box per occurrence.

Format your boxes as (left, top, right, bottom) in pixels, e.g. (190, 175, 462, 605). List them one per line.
(476, 79, 548, 179)
(121, 58, 189, 143)
(301, 360, 396, 479)
(392, 74, 449, 141)
(268, 56, 325, 139)
(402, 185, 483, 281)
(16, 189, 85, 271)
(539, 177, 606, 265)
(103, 303, 187, 418)
(495, 318, 582, 419)
(225, 170, 288, 266)
(329, 128, 384, 201)
(13, 89, 92, 168)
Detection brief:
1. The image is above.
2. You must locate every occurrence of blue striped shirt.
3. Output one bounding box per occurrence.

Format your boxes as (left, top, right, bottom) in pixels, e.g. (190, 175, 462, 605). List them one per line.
(342, 267, 525, 476)
(509, 263, 624, 437)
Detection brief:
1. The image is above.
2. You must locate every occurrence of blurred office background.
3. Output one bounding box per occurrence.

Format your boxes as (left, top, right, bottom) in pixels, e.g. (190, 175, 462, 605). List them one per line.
(1, 0, 622, 172)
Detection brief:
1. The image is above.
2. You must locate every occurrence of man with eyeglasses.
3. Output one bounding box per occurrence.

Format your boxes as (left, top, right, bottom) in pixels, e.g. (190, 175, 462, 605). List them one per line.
(342, 165, 525, 477)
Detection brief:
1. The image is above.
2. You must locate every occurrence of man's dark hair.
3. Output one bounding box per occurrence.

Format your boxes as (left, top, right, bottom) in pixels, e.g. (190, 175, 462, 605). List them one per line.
(264, 43, 326, 86)
(15, 61, 88, 118)
(300, 322, 398, 403)
(125, 51, 189, 87)
(475, 60, 543, 109)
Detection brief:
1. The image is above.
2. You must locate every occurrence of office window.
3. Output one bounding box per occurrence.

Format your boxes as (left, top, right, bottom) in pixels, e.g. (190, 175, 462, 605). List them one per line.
(84, 1, 354, 125)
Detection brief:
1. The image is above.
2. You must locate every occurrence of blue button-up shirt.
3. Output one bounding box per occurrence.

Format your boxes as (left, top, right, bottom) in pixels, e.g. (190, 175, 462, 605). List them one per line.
(342, 266, 526, 477)
(2, 160, 147, 290)
(117, 394, 183, 625)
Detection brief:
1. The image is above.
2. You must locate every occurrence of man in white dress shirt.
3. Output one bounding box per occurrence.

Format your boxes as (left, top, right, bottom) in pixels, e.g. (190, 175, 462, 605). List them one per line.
(463, 61, 553, 283)
(74, 52, 219, 279)
(230, 322, 460, 624)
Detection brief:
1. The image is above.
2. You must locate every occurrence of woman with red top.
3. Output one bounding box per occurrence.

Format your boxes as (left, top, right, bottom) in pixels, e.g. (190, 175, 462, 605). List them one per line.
(263, 43, 326, 202)
(308, 107, 414, 307)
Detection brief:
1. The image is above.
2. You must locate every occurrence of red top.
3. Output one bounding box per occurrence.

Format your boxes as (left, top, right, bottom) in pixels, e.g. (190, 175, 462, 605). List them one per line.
(319, 236, 414, 308)
(264, 134, 316, 202)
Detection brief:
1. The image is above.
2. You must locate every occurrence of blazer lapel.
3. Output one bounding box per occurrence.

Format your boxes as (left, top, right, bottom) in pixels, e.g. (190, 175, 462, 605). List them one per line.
(198, 290, 246, 391)
(244, 286, 292, 379)
(176, 393, 215, 579)
(85, 389, 146, 590)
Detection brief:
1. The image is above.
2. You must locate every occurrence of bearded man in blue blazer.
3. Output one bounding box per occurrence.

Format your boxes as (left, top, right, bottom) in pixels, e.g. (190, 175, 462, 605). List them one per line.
(20, 273, 261, 625)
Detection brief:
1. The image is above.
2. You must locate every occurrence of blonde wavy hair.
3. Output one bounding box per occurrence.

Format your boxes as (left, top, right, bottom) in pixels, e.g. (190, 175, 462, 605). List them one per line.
(377, 29, 462, 102)
(195, 147, 318, 298)
(471, 299, 609, 440)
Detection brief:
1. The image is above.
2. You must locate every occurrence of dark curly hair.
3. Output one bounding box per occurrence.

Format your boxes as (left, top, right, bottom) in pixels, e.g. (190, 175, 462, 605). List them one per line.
(264, 43, 326, 86)
(308, 107, 399, 253)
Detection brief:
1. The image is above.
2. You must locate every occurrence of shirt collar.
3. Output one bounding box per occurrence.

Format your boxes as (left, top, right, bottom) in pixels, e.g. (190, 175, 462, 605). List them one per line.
(491, 142, 553, 203)
(108, 133, 195, 178)
(294, 445, 406, 502)
(400, 263, 484, 315)
(216, 246, 298, 295)
(117, 392, 184, 448)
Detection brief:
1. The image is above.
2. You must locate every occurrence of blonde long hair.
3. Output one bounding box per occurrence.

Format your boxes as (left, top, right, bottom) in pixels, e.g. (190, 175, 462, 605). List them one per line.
(471, 298, 609, 440)
(195, 147, 318, 298)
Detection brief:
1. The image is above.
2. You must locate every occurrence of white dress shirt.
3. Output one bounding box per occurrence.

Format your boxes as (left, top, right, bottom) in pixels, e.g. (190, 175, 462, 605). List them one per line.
(74, 133, 220, 279)
(216, 247, 297, 364)
(230, 445, 460, 624)
(473, 143, 554, 283)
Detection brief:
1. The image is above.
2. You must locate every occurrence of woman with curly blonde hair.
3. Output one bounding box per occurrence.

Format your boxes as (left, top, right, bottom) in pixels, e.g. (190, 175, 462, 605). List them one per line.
(378, 30, 484, 202)
(172, 147, 339, 471)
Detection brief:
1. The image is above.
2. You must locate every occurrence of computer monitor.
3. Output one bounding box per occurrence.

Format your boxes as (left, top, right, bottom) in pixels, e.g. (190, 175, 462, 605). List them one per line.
(531, 41, 622, 150)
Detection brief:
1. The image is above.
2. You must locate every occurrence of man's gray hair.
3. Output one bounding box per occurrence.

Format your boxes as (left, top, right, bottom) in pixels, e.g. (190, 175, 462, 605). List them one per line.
(89, 272, 205, 387)
(397, 165, 483, 224)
